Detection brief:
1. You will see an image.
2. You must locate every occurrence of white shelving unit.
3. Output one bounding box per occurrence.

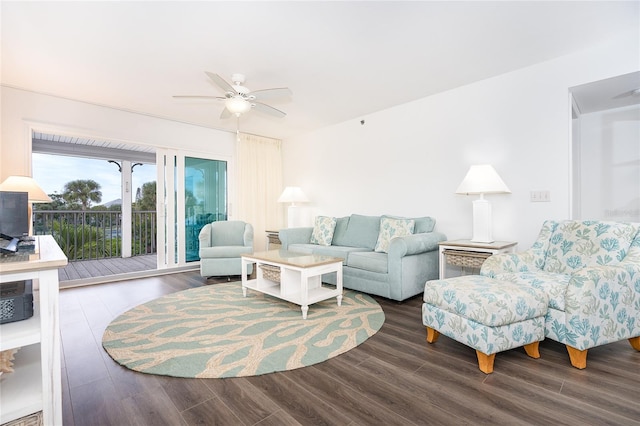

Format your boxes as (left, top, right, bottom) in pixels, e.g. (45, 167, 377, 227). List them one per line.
(0, 236, 67, 425)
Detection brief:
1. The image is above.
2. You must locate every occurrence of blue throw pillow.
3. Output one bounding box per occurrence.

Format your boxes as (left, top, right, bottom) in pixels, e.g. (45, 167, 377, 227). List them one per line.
(374, 217, 415, 253)
(310, 216, 337, 246)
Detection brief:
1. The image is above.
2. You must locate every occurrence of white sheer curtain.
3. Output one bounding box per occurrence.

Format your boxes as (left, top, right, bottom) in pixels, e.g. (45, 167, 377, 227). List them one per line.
(236, 133, 284, 251)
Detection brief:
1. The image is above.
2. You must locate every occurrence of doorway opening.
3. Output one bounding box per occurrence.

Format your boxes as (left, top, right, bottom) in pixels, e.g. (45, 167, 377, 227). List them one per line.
(570, 71, 640, 222)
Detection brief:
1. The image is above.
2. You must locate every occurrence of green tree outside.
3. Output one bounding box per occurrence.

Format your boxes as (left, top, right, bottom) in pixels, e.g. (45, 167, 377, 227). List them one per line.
(34, 178, 158, 259)
(135, 181, 156, 211)
(63, 179, 102, 210)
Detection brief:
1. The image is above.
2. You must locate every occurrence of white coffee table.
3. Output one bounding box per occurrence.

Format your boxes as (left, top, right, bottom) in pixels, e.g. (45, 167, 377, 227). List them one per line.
(241, 250, 343, 319)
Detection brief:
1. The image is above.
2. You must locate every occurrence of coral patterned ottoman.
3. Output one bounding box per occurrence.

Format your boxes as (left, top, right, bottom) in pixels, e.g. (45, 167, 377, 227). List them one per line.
(422, 275, 549, 373)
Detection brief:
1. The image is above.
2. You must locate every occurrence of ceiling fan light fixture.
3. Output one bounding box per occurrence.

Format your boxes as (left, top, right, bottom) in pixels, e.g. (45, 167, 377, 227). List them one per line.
(225, 96, 252, 115)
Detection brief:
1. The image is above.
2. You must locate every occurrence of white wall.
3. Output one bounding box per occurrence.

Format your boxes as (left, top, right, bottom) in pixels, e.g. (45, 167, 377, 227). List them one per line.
(283, 30, 640, 249)
(578, 104, 640, 221)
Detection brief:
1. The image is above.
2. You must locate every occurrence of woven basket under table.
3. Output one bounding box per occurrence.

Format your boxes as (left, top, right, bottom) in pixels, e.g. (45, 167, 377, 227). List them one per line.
(259, 264, 281, 283)
(443, 250, 492, 269)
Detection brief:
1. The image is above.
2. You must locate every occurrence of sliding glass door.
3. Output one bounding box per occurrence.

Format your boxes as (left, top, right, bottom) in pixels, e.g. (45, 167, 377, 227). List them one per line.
(184, 157, 227, 262)
(157, 150, 230, 268)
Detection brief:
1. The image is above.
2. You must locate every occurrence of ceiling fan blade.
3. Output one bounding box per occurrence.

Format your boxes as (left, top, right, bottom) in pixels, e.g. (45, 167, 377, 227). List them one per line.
(205, 72, 235, 95)
(173, 95, 225, 100)
(251, 87, 292, 100)
(252, 102, 286, 118)
(220, 108, 232, 119)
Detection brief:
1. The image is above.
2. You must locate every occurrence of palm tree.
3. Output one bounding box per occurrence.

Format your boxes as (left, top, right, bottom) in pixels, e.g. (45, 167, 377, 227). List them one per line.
(63, 179, 102, 210)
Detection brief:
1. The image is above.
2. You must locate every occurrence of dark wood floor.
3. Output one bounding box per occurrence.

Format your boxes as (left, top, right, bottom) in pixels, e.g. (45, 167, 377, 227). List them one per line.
(59, 272, 640, 426)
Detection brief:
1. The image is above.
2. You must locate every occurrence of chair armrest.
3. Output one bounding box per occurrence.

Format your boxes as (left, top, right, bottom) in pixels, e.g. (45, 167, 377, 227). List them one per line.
(243, 223, 254, 248)
(566, 263, 640, 312)
(560, 263, 640, 348)
(481, 250, 541, 277)
(388, 232, 446, 258)
(198, 224, 212, 250)
(278, 227, 313, 249)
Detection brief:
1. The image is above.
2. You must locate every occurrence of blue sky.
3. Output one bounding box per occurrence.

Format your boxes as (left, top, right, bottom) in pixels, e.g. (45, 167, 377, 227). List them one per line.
(33, 153, 157, 205)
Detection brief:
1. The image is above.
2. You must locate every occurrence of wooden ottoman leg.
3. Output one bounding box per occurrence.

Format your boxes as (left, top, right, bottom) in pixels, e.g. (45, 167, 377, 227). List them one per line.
(523, 341, 540, 359)
(426, 327, 440, 343)
(566, 345, 587, 369)
(629, 336, 640, 351)
(476, 351, 496, 374)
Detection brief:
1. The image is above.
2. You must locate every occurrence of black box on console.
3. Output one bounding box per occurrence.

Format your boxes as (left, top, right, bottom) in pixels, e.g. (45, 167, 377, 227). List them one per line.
(0, 280, 34, 324)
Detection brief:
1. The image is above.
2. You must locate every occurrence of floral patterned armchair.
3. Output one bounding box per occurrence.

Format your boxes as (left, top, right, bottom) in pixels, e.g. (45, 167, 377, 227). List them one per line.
(481, 220, 640, 369)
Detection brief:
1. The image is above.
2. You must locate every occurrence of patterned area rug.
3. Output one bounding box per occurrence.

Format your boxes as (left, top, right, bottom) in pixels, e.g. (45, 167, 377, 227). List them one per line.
(102, 283, 384, 378)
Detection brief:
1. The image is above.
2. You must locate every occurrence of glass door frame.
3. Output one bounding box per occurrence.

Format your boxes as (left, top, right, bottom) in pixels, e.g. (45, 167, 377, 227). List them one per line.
(156, 148, 234, 269)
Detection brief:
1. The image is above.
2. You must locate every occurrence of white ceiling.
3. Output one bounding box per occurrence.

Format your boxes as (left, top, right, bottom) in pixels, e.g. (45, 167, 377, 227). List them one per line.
(2, 1, 639, 140)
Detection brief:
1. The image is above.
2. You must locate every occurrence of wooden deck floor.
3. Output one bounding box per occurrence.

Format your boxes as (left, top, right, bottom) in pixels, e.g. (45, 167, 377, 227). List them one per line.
(59, 254, 158, 283)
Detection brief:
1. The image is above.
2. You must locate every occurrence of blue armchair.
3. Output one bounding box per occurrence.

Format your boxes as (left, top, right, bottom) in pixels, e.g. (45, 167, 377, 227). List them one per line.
(198, 221, 254, 278)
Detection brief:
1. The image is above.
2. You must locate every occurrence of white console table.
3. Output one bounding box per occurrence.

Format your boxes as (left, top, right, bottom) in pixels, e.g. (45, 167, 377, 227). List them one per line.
(0, 236, 67, 425)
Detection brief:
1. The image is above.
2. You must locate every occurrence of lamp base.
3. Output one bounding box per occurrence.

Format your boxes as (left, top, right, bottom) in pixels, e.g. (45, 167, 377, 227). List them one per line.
(287, 205, 299, 228)
(471, 197, 494, 243)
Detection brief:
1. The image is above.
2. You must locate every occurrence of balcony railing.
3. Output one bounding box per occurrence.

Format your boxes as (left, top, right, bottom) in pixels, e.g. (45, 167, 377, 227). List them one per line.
(33, 210, 157, 261)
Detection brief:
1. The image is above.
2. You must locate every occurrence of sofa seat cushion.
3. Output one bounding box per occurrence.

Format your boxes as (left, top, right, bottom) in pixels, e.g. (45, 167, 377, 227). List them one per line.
(423, 275, 548, 327)
(287, 243, 369, 262)
(491, 271, 570, 311)
(347, 251, 388, 274)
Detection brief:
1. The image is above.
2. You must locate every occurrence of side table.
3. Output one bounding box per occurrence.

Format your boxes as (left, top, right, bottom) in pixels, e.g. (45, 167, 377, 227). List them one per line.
(439, 239, 517, 279)
(265, 230, 282, 250)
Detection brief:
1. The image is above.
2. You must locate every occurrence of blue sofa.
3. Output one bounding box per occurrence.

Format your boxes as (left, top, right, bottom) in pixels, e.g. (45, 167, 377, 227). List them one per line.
(278, 214, 446, 301)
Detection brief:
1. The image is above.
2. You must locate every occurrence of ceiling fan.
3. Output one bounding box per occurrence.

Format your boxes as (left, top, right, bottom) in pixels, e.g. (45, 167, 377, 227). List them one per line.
(173, 72, 292, 119)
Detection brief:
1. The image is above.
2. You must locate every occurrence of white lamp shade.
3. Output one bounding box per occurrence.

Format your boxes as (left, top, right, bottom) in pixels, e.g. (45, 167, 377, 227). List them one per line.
(456, 165, 510, 244)
(455, 165, 511, 195)
(225, 97, 252, 115)
(0, 175, 52, 203)
(277, 187, 309, 204)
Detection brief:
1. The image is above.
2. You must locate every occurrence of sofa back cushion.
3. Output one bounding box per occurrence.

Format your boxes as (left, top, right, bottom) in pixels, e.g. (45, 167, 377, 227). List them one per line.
(331, 214, 381, 249)
(543, 220, 638, 273)
(381, 215, 435, 234)
(331, 216, 350, 244)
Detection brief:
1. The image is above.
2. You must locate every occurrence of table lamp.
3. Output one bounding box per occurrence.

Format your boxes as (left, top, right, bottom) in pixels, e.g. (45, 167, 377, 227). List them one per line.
(0, 175, 52, 236)
(455, 165, 510, 243)
(277, 186, 309, 228)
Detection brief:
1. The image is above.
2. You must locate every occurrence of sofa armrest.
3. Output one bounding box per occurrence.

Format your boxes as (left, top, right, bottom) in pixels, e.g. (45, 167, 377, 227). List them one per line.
(481, 250, 541, 277)
(388, 232, 446, 258)
(278, 227, 313, 249)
